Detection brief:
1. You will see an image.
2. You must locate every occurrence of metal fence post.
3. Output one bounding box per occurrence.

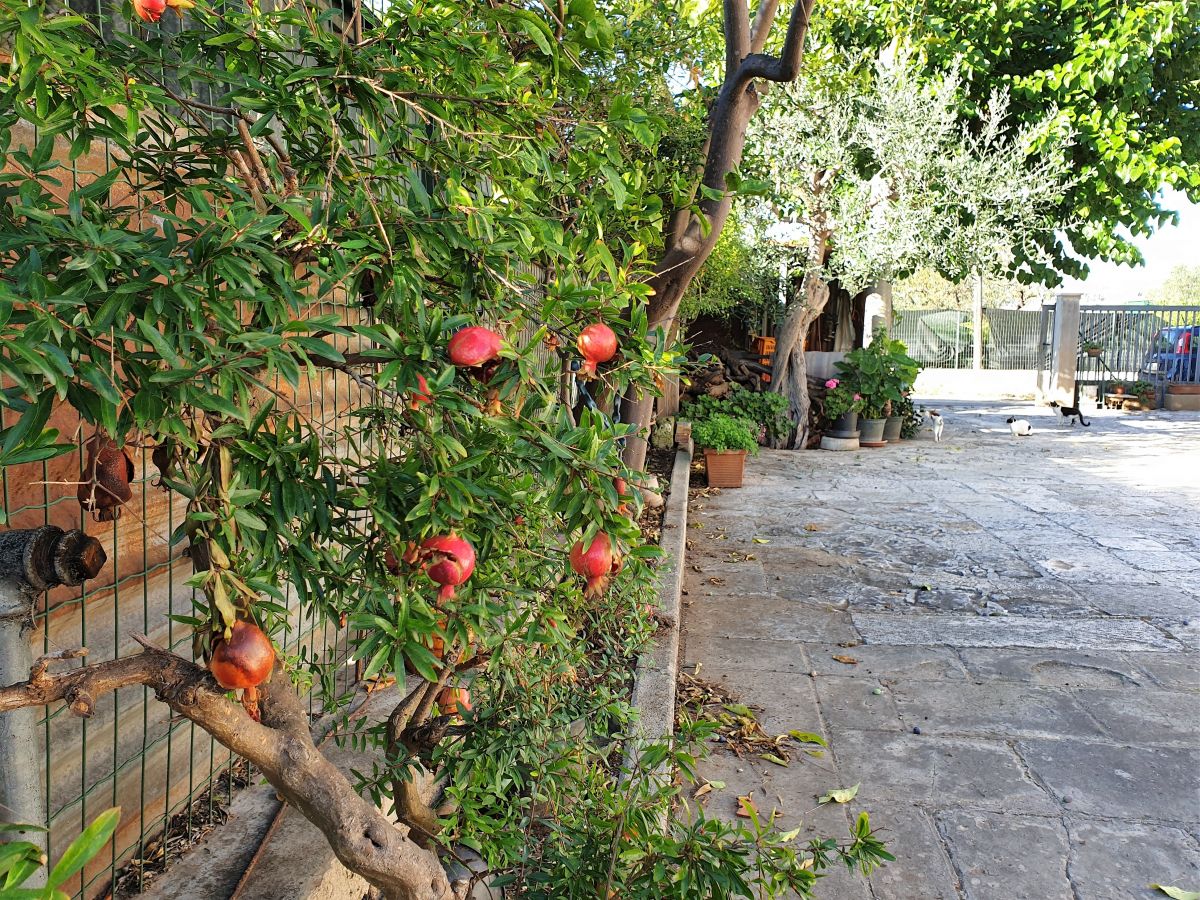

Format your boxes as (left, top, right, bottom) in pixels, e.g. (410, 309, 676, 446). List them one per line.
(0, 527, 106, 884)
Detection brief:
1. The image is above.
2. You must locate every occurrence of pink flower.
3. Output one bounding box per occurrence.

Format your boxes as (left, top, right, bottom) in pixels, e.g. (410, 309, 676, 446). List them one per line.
(825, 379, 839, 389)
(853, 393, 862, 401)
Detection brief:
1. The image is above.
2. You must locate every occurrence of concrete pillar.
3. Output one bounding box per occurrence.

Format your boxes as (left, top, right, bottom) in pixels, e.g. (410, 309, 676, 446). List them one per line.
(1048, 292, 1082, 404)
(0, 527, 106, 883)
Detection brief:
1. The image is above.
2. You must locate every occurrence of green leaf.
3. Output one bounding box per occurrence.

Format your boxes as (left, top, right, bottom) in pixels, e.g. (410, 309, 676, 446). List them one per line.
(47, 807, 120, 888)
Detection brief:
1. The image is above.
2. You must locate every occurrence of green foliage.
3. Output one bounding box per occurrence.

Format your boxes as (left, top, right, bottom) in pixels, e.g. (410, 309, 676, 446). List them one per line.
(683, 384, 790, 442)
(692, 415, 759, 454)
(893, 394, 925, 439)
(0, 808, 120, 898)
(679, 214, 778, 324)
(822, 0, 1200, 280)
(1149, 264, 1200, 306)
(836, 331, 920, 419)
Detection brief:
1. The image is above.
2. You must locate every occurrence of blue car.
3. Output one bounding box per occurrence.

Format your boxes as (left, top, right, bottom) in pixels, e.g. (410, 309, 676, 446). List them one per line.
(1142, 325, 1200, 382)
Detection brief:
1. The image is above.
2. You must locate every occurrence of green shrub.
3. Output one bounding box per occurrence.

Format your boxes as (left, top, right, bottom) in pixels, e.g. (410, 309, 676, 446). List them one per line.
(693, 415, 759, 453)
(684, 385, 790, 441)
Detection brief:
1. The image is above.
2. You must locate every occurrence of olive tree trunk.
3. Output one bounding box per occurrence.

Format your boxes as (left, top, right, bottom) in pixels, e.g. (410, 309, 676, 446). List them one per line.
(769, 270, 831, 448)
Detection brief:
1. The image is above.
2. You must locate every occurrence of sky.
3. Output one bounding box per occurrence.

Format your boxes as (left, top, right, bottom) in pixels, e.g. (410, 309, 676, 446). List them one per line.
(1059, 189, 1198, 303)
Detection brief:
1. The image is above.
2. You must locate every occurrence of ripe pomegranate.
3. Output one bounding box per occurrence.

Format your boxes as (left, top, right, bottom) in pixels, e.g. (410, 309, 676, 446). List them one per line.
(570, 531, 613, 599)
(78, 434, 134, 521)
(420, 534, 476, 602)
(437, 686, 471, 717)
(409, 374, 432, 410)
(133, 0, 166, 21)
(448, 326, 502, 368)
(614, 476, 631, 515)
(209, 620, 275, 722)
(577, 323, 617, 377)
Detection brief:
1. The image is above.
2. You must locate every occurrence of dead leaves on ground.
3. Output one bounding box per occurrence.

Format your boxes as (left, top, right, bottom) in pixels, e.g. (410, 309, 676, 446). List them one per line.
(676, 671, 827, 766)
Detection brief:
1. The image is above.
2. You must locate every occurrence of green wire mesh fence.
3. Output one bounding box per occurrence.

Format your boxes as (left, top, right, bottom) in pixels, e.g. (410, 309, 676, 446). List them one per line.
(1, 315, 366, 898)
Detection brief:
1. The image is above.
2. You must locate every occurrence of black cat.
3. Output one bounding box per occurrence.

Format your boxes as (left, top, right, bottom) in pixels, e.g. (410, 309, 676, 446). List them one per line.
(1049, 401, 1090, 426)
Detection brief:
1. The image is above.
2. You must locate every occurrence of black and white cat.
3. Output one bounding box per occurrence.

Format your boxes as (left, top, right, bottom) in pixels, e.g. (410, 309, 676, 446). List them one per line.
(929, 410, 944, 442)
(1006, 417, 1033, 436)
(1049, 401, 1090, 427)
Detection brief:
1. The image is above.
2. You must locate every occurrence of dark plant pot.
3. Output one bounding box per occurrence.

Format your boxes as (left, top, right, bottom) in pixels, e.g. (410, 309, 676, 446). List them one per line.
(859, 418, 887, 446)
(828, 411, 859, 439)
(1085, 348, 1102, 358)
(703, 449, 747, 488)
(882, 415, 903, 442)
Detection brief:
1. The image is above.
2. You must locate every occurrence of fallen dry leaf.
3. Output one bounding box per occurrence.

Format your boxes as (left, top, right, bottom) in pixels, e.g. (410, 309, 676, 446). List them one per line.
(803, 523, 821, 532)
(832, 654, 860, 665)
(735, 795, 757, 818)
(819, 783, 860, 804)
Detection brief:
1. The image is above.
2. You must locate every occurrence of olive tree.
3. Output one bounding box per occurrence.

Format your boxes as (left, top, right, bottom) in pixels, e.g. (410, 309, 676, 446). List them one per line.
(749, 61, 1071, 447)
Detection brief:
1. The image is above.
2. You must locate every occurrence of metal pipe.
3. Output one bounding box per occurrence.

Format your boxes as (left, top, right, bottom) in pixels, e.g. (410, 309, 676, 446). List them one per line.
(0, 526, 106, 883)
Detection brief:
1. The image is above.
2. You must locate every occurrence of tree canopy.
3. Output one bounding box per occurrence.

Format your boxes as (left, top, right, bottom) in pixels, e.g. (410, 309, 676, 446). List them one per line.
(821, 0, 1200, 282)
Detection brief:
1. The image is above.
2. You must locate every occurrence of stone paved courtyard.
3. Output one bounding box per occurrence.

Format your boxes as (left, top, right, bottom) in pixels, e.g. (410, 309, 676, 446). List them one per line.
(681, 401, 1200, 899)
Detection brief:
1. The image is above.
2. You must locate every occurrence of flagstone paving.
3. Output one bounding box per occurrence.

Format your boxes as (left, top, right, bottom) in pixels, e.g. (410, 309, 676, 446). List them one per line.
(680, 401, 1200, 899)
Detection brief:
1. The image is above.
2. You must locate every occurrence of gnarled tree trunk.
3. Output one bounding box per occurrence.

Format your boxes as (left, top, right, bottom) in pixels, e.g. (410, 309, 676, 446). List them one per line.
(770, 270, 830, 448)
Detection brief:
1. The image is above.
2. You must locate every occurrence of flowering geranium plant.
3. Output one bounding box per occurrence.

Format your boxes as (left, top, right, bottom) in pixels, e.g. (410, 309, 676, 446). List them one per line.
(822, 378, 864, 421)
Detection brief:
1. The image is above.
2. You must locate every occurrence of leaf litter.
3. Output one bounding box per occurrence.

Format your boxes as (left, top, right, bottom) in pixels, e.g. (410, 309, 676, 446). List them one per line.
(676, 670, 827, 765)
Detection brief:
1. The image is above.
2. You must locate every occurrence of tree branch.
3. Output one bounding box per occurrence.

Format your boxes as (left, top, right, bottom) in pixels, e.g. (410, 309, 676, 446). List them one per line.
(736, 0, 816, 86)
(723, 0, 751, 80)
(749, 0, 782, 53)
(0, 642, 456, 900)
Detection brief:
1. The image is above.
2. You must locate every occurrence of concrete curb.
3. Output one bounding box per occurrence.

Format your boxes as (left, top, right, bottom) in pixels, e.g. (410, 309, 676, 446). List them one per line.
(627, 439, 692, 780)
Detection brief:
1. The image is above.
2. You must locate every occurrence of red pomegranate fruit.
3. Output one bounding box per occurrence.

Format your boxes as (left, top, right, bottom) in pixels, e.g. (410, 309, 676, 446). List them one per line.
(209, 620, 275, 722)
(577, 323, 617, 377)
(133, 0, 166, 21)
(614, 476, 631, 515)
(448, 327, 502, 368)
(570, 531, 613, 598)
(409, 374, 432, 410)
(420, 534, 476, 602)
(438, 686, 471, 717)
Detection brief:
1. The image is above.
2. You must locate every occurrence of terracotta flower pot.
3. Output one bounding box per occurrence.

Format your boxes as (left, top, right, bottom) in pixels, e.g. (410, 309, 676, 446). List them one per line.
(1085, 348, 1102, 358)
(703, 449, 747, 488)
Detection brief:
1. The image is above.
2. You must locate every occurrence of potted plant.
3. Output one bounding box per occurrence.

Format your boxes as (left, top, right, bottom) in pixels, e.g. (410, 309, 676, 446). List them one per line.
(1129, 379, 1156, 410)
(894, 394, 925, 439)
(822, 378, 863, 438)
(693, 415, 758, 488)
(837, 331, 919, 447)
(1081, 339, 1103, 358)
